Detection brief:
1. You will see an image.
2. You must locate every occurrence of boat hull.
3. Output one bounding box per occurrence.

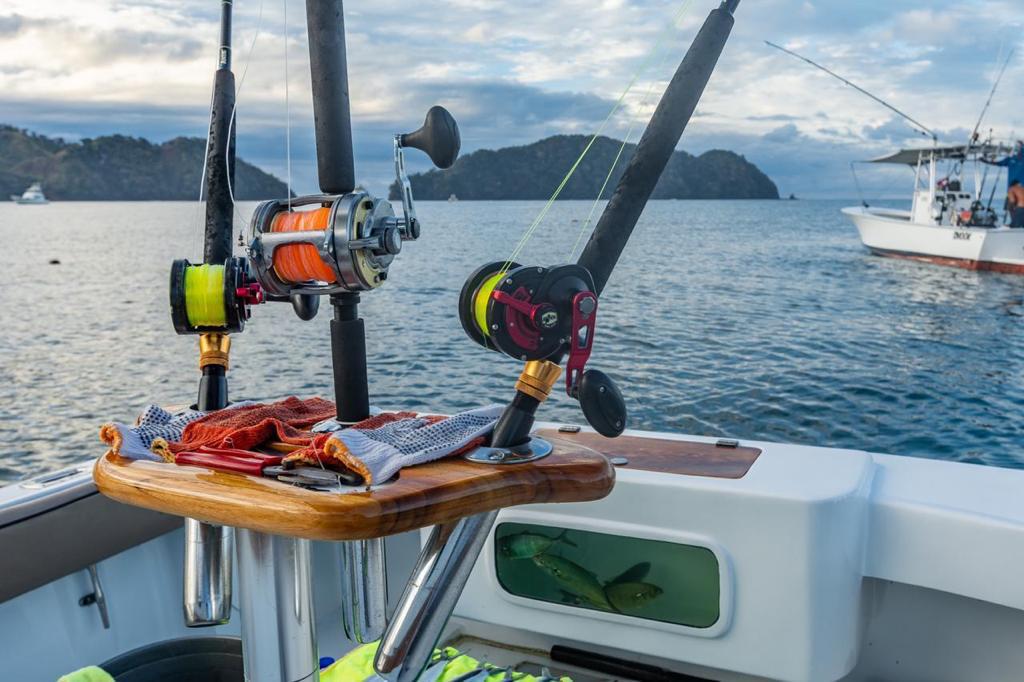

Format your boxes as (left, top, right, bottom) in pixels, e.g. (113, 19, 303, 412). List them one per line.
(842, 206, 1024, 274)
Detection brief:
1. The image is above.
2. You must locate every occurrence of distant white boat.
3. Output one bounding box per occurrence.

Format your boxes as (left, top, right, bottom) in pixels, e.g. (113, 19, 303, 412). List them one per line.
(10, 182, 49, 205)
(447, 193, 458, 202)
(844, 144, 1024, 275)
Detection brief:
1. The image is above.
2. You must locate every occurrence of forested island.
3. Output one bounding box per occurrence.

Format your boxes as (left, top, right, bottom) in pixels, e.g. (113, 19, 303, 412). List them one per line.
(1, 127, 777, 202)
(0, 126, 286, 200)
(389, 134, 778, 201)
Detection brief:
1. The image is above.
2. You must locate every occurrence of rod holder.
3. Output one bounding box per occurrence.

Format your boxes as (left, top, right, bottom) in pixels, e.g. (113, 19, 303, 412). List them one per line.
(183, 520, 233, 626)
(374, 511, 498, 682)
(237, 529, 319, 682)
(341, 539, 389, 643)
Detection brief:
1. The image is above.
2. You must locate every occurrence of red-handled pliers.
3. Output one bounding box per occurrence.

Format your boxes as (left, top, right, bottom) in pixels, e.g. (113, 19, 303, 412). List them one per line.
(174, 446, 284, 475)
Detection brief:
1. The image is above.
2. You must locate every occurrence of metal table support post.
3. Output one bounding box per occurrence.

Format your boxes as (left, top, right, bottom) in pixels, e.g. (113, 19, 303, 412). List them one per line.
(374, 511, 497, 682)
(236, 529, 320, 682)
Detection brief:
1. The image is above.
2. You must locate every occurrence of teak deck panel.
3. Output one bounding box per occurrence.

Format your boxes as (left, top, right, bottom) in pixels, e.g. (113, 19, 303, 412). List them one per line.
(93, 436, 615, 541)
(536, 430, 761, 479)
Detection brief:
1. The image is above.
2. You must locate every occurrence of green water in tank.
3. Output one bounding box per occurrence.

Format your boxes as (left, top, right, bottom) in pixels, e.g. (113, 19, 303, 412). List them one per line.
(494, 522, 720, 628)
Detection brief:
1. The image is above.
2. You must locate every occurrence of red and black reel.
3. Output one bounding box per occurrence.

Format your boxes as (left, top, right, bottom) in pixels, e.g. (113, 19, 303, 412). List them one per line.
(458, 261, 594, 362)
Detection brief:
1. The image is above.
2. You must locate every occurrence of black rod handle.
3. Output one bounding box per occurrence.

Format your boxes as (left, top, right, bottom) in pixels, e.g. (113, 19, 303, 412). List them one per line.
(577, 3, 737, 296)
(306, 0, 356, 195)
(331, 295, 370, 424)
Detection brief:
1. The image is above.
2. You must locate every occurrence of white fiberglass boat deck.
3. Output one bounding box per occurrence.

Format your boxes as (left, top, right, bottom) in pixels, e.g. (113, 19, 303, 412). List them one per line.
(2, 424, 1022, 682)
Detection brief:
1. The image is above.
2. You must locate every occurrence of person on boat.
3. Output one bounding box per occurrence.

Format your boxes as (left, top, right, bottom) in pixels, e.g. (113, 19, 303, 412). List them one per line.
(1007, 180, 1024, 228)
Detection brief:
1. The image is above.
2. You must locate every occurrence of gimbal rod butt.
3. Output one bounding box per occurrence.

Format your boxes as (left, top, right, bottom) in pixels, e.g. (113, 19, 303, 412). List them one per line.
(306, 0, 356, 194)
(197, 365, 228, 412)
(490, 392, 540, 449)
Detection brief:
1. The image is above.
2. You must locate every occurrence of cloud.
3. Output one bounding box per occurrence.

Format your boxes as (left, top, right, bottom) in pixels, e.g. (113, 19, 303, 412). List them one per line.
(0, 0, 1021, 199)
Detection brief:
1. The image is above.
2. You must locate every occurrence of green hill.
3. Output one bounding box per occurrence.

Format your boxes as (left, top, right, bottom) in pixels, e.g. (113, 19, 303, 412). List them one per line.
(0, 125, 286, 200)
(390, 134, 778, 201)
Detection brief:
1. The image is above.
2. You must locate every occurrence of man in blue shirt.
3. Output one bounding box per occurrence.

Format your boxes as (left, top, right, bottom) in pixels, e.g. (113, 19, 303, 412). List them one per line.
(985, 142, 1024, 226)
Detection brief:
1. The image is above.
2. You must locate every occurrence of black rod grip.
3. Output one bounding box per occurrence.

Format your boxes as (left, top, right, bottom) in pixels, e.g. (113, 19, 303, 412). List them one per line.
(331, 296, 370, 424)
(490, 392, 541, 448)
(306, 0, 356, 194)
(197, 365, 229, 411)
(203, 67, 237, 265)
(577, 5, 736, 296)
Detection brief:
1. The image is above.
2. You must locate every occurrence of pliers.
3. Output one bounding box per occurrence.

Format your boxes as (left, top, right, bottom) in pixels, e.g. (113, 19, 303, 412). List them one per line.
(174, 445, 362, 487)
(174, 445, 284, 475)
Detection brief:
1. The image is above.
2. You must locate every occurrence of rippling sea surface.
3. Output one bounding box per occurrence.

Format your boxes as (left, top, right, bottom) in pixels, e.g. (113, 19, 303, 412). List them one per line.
(1, 199, 1022, 483)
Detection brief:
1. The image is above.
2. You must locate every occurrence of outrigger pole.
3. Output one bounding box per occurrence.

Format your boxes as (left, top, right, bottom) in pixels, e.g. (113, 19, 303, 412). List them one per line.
(183, 0, 237, 629)
(765, 40, 938, 144)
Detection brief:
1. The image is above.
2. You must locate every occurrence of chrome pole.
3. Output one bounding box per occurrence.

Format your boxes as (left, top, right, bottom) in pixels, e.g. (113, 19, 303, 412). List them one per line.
(183, 521, 233, 626)
(373, 511, 497, 682)
(236, 529, 319, 682)
(341, 539, 389, 643)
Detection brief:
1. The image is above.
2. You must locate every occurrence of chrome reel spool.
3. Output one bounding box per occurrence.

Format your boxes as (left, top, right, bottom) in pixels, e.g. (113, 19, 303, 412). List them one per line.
(247, 191, 407, 297)
(245, 106, 460, 320)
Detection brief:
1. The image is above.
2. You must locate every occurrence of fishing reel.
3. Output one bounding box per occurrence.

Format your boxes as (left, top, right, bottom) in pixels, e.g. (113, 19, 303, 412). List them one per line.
(246, 106, 460, 318)
(459, 261, 627, 437)
(169, 257, 264, 334)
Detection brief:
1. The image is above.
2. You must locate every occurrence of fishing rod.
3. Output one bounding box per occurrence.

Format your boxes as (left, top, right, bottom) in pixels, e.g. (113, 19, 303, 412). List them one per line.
(374, 6, 746, 682)
(458, 0, 742, 451)
(167, 0, 257, 629)
(967, 48, 1015, 155)
(765, 40, 938, 143)
(967, 49, 1014, 203)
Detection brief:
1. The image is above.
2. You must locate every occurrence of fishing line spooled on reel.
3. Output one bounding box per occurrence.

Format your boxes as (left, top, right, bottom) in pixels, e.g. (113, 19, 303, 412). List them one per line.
(169, 105, 460, 329)
(458, 261, 627, 440)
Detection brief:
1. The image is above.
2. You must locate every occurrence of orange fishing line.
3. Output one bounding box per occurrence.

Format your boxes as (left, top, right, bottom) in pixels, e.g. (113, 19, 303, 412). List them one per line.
(270, 207, 336, 283)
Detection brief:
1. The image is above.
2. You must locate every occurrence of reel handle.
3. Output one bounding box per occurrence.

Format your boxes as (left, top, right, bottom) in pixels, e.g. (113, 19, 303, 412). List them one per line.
(576, 369, 627, 438)
(399, 106, 461, 169)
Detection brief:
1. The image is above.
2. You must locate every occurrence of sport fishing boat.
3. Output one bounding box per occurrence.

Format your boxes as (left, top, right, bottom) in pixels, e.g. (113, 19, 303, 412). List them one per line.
(2, 3, 1024, 682)
(10, 181, 49, 204)
(842, 143, 1024, 273)
(768, 42, 1024, 274)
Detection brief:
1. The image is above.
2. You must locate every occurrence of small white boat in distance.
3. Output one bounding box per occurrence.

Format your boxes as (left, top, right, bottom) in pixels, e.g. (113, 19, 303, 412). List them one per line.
(10, 182, 49, 205)
(844, 144, 1024, 274)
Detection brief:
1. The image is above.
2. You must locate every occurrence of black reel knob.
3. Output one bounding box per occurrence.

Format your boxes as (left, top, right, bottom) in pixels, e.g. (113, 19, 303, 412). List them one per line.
(290, 293, 320, 321)
(400, 106, 461, 169)
(577, 369, 627, 438)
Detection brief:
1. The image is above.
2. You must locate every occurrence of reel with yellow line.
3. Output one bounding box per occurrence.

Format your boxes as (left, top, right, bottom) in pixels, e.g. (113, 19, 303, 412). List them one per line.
(170, 257, 263, 335)
(458, 261, 627, 437)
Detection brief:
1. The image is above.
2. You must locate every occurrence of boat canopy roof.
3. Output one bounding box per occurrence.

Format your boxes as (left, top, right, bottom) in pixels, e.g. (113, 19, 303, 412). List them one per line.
(869, 143, 1011, 165)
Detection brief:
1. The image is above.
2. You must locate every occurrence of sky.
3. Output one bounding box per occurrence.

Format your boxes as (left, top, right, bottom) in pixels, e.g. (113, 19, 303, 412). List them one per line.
(0, 0, 1022, 198)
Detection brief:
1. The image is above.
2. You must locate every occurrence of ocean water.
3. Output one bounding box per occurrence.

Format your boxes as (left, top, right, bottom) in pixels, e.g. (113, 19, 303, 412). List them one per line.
(1, 198, 1022, 484)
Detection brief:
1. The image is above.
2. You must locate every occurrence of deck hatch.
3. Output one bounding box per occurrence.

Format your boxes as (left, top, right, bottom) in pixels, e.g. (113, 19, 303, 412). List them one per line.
(494, 521, 720, 628)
